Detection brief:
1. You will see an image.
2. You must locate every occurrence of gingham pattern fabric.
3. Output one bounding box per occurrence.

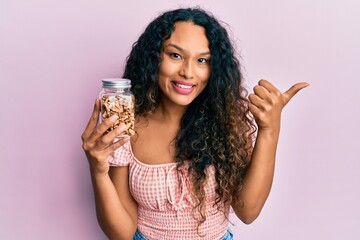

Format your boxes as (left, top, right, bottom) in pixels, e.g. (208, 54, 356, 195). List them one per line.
(108, 141, 230, 240)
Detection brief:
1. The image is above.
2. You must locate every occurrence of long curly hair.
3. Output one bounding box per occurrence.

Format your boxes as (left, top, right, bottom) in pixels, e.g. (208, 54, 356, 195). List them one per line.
(123, 7, 256, 232)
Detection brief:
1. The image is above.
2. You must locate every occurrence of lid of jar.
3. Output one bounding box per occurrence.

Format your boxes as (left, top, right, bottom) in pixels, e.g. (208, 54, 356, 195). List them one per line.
(102, 78, 131, 88)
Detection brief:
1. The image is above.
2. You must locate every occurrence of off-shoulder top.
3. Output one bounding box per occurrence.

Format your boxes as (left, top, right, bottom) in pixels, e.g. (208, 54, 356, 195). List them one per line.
(108, 141, 230, 240)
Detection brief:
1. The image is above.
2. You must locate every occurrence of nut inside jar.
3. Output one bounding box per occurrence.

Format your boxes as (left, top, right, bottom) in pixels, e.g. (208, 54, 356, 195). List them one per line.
(101, 95, 135, 136)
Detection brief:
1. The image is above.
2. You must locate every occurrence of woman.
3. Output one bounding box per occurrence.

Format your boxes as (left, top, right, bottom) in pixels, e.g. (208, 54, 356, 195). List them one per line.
(81, 8, 308, 240)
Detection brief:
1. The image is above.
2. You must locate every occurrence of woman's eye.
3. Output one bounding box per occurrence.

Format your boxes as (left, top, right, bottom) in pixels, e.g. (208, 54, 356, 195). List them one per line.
(170, 53, 181, 59)
(198, 58, 209, 64)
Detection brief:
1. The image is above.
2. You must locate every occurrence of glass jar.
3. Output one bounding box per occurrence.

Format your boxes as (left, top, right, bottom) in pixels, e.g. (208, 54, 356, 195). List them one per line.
(99, 78, 135, 139)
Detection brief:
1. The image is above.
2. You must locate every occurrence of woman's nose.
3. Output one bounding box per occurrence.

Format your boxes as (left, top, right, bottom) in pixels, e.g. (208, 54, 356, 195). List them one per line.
(179, 60, 194, 79)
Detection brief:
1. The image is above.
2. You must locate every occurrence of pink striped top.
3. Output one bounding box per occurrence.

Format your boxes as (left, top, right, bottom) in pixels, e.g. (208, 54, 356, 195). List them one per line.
(108, 141, 230, 240)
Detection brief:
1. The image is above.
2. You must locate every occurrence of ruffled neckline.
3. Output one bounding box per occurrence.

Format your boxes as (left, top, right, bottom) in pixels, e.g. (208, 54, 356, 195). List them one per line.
(128, 141, 179, 168)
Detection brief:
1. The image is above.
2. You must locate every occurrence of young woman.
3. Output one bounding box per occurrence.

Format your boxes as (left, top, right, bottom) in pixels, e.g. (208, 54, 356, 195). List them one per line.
(81, 8, 308, 240)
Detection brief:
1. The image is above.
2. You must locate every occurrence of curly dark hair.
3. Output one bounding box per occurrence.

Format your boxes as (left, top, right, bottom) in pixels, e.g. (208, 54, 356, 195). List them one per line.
(123, 7, 256, 232)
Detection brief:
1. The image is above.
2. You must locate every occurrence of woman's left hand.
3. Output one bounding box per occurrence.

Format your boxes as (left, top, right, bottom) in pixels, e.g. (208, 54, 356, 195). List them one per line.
(248, 79, 309, 131)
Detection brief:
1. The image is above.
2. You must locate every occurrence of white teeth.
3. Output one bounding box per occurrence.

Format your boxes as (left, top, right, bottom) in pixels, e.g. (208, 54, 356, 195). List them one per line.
(175, 83, 192, 89)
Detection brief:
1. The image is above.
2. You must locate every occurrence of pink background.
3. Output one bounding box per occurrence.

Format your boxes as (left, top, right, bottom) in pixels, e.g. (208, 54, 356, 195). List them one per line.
(1, 0, 359, 239)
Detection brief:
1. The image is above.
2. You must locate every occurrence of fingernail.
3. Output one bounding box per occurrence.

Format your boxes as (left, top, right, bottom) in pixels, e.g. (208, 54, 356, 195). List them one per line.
(109, 115, 118, 122)
(116, 123, 126, 133)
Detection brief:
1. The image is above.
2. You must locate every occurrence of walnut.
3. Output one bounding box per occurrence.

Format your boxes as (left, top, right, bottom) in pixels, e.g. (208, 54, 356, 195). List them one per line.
(101, 95, 135, 137)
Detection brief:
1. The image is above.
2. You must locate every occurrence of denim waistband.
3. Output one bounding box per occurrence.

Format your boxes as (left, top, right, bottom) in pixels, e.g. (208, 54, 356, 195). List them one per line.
(133, 228, 233, 240)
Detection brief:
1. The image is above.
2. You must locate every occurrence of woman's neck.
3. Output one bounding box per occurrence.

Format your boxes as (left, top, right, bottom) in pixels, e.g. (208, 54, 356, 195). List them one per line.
(152, 97, 188, 125)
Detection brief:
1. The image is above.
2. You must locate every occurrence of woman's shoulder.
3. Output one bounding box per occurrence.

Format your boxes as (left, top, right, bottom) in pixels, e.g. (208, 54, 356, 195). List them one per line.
(108, 140, 134, 167)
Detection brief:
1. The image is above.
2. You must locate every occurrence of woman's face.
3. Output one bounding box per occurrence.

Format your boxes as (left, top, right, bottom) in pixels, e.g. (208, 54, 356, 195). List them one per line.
(158, 21, 211, 107)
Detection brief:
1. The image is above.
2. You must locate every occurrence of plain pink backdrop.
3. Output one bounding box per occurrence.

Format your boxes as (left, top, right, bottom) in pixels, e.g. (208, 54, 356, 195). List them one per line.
(1, 0, 359, 239)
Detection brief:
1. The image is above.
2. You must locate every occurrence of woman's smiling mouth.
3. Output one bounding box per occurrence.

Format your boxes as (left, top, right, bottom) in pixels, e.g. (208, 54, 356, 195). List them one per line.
(171, 81, 195, 94)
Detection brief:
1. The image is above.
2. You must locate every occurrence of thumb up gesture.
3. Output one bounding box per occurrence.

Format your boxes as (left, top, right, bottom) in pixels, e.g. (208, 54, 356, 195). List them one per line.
(248, 79, 309, 131)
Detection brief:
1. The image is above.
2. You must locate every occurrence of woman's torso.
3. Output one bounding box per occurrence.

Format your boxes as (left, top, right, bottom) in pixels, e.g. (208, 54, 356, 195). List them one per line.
(109, 116, 230, 239)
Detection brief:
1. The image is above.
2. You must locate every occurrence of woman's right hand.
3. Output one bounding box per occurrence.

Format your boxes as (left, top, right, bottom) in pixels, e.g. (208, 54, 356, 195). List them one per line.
(81, 99, 130, 176)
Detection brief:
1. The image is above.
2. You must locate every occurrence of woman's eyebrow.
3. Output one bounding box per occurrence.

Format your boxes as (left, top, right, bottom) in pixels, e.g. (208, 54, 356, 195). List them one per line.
(165, 43, 183, 52)
(165, 43, 210, 56)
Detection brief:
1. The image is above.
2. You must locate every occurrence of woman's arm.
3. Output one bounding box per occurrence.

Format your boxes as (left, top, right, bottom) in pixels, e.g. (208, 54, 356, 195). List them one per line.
(232, 80, 309, 224)
(82, 99, 137, 239)
(91, 167, 137, 240)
